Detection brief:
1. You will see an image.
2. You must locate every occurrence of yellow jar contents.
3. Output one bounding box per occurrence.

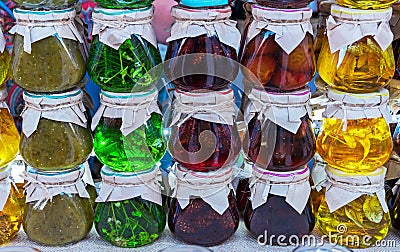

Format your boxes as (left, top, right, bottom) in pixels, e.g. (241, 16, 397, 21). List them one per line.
(316, 118, 392, 174)
(0, 108, 20, 168)
(318, 36, 395, 93)
(0, 186, 23, 244)
(336, 0, 397, 9)
(317, 194, 390, 248)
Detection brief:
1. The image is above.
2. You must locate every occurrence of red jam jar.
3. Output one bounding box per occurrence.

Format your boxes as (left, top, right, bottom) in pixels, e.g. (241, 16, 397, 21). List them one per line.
(240, 5, 315, 92)
(168, 89, 241, 172)
(168, 165, 239, 246)
(242, 88, 316, 171)
(244, 167, 315, 245)
(165, 6, 240, 92)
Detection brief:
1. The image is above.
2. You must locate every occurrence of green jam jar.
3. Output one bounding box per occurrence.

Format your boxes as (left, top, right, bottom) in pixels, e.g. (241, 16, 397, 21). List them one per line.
(10, 8, 86, 93)
(23, 167, 94, 246)
(88, 7, 162, 93)
(13, 0, 77, 10)
(94, 166, 166, 248)
(96, 0, 153, 9)
(20, 89, 93, 171)
(92, 88, 166, 172)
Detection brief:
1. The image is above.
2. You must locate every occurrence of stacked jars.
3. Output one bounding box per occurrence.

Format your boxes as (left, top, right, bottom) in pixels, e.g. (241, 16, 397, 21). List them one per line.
(315, 1, 395, 248)
(87, 1, 167, 248)
(237, 2, 316, 245)
(165, 0, 242, 246)
(8, 2, 96, 246)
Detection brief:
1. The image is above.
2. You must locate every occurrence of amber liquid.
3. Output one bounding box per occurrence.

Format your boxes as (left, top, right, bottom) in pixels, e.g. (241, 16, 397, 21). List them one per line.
(318, 36, 395, 93)
(0, 186, 23, 244)
(240, 30, 315, 92)
(317, 118, 392, 174)
(165, 35, 238, 92)
(243, 115, 316, 171)
(244, 195, 315, 245)
(168, 192, 239, 246)
(0, 108, 20, 168)
(169, 117, 241, 171)
(317, 195, 390, 248)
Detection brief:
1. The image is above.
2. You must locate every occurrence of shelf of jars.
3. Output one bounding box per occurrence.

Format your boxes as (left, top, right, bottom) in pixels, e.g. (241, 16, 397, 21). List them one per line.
(2, 0, 400, 251)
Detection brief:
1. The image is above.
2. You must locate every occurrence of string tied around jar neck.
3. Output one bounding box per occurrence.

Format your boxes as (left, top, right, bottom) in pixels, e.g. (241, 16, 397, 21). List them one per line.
(92, 15, 152, 29)
(24, 99, 82, 112)
(248, 166, 311, 214)
(323, 166, 388, 213)
(21, 167, 90, 211)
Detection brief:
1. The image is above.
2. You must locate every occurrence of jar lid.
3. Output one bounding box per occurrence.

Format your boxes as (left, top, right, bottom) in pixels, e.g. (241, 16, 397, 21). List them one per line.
(13, 7, 76, 22)
(171, 5, 232, 20)
(91, 87, 161, 136)
(97, 165, 162, 204)
(252, 5, 312, 22)
(180, 0, 229, 8)
(93, 6, 153, 18)
(23, 88, 83, 105)
(170, 88, 235, 126)
(324, 88, 391, 124)
(331, 4, 392, 21)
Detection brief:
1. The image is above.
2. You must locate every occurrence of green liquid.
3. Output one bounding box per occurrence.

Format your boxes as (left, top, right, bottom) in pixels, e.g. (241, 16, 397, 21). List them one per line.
(94, 198, 166, 248)
(95, 0, 153, 9)
(88, 35, 162, 93)
(93, 113, 166, 172)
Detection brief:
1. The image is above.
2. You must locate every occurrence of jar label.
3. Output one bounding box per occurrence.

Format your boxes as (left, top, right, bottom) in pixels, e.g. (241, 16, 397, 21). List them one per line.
(245, 5, 313, 54)
(249, 166, 311, 214)
(166, 6, 241, 50)
(324, 166, 388, 213)
(96, 166, 163, 205)
(91, 88, 161, 136)
(92, 7, 158, 50)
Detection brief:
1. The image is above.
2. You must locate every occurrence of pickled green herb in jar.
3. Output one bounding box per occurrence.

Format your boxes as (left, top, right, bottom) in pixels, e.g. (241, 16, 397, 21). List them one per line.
(13, 0, 77, 10)
(96, 0, 153, 9)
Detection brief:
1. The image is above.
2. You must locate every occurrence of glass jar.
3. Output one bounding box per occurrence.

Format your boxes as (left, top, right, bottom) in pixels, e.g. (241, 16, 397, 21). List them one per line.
(168, 165, 239, 246)
(0, 167, 23, 245)
(317, 88, 393, 174)
(314, 1, 335, 60)
(0, 88, 20, 169)
(336, 0, 397, 9)
(10, 8, 86, 93)
(96, 0, 153, 9)
(243, 88, 316, 171)
(255, 0, 311, 9)
(316, 167, 390, 249)
(94, 166, 166, 248)
(244, 167, 315, 245)
(168, 89, 241, 172)
(23, 167, 94, 246)
(13, 0, 77, 10)
(92, 88, 166, 172)
(20, 89, 93, 171)
(0, 32, 10, 86)
(240, 5, 315, 92)
(318, 6, 395, 93)
(88, 7, 162, 93)
(165, 6, 240, 92)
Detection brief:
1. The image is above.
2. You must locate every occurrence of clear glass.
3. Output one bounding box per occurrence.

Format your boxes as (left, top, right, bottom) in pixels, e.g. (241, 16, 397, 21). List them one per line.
(240, 30, 315, 92)
(20, 119, 93, 171)
(318, 35, 395, 93)
(23, 194, 94, 246)
(244, 194, 314, 245)
(0, 108, 20, 168)
(336, 0, 397, 9)
(317, 118, 392, 174)
(11, 34, 86, 93)
(93, 113, 167, 172)
(168, 117, 241, 172)
(168, 191, 239, 246)
(88, 35, 162, 93)
(0, 186, 23, 245)
(94, 198, 166, 247)
(243, 114, 316, 171)
(13, 0, 77, 10)
(316, 194, 390, 248)
(165, 34, 238, 92)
